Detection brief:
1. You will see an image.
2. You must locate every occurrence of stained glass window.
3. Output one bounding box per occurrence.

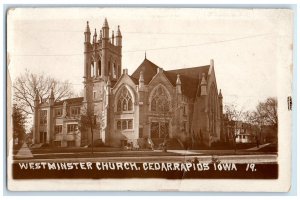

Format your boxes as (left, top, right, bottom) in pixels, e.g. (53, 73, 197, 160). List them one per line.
(150, 86, 170, 112)
(117, 87, 133, 112)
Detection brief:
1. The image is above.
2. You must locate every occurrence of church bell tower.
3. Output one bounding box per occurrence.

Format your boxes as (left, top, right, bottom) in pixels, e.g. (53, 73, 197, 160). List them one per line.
(82, 18, 122, 144)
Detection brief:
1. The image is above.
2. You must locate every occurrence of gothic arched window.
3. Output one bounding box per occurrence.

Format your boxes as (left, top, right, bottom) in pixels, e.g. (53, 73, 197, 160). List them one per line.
(113, 63, 117, 79)
(116, 87, 133, 112)
(150, 86, 170, 112)
(98, 60, 101, 76)
(91, 63, 95, 77)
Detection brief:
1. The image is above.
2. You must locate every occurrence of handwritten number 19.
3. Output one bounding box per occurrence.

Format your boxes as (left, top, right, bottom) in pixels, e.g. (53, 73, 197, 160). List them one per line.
(246, 163, 256, 171)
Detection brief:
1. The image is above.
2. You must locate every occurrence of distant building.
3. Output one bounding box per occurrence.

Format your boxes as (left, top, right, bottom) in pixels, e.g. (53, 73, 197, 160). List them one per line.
(33, 18, 224, 148)
(234, 122, 256, 144)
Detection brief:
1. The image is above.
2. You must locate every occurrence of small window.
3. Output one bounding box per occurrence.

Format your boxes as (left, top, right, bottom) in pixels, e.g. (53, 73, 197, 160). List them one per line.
(55, 125, 63, 134)
(117, 119, 134, 130)
(67, 124, 78, 133)
(128, 119, 133, 129)
(93, 91, 96, 99)
(122, 120, 127, 130)
(55, 108, 62, 117)
(71, 107, 80, 116)
(40, 110, 47, 125)
(117, 121, 121, 130)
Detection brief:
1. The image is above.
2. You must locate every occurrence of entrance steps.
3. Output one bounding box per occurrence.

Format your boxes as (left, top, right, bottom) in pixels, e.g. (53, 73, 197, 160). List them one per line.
(150, 138, 185, 150)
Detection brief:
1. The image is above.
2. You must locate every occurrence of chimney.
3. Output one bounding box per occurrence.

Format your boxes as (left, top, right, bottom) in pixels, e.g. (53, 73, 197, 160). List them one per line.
(157, 67, 163, 74)
(123, 69, 128, 75)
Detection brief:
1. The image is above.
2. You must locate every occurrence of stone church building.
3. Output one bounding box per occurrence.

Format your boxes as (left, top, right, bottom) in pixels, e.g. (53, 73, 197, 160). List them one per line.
(33, 18, 224, 148)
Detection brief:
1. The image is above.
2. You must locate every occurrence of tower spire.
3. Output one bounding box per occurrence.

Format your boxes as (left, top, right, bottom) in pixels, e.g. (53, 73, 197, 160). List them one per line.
(85, 21, 90, 32)
(116, 25, 122, 47)
(84, 21, 91, 43)
(116, 25, 122, 37)
(103, 18, 109, 28)
(93, 28, 97, 43)
(102, 18, 109, 39)
(218, 89, 223, 98)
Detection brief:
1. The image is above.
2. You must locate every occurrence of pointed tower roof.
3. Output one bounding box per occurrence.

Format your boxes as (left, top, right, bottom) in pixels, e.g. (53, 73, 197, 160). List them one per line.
(85, 21, 90, 32)
(116, 25, 122, 37)
(102, 18, 109, 28)
(218, 89, 223, 98)
(99, 30, 102, 39)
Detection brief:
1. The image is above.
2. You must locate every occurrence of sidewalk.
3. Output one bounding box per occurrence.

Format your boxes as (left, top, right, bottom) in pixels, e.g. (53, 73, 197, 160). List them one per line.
(246, 143, 271, 151)
(15, 143, 33, 159)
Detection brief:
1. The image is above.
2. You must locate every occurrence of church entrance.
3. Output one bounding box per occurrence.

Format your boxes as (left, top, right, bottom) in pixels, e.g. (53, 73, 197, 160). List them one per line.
(150, 122, 169, 138)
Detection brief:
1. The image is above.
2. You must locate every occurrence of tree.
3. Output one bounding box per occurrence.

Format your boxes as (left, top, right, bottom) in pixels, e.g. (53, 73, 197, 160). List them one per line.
(224, 103, 245, 152)
(255, 97, 278, 129)
(78, 104, 100, 154)
(12, 104, 26, 145)
(249, 97, 278, 144)
(13, 69, 75, 123)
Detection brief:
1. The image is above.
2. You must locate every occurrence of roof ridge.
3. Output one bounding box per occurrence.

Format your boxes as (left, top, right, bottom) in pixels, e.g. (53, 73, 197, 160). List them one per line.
(166, 65, 210, 72)
(55, 96, 84, 102)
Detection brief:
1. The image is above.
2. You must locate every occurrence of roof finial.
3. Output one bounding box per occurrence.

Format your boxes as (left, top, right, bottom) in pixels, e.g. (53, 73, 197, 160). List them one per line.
(145, 51, 147, 59)
(85, 21, 90, 32)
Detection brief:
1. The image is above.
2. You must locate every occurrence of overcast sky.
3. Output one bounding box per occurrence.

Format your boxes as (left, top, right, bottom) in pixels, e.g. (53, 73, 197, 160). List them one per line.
(7, 8, 293, 111)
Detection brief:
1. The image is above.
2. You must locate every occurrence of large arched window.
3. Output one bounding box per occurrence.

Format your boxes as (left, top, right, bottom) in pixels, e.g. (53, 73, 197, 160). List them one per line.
(113, 62, 117, 79)
(98, 60, 101, 76)
(116, 87, 133, 112)
(150, 85, 170, 112)
(91, 63, 95, 77)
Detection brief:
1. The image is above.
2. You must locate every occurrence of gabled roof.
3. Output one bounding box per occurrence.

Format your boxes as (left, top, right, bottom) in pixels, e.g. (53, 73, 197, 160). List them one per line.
(131, 58, 160, 84)
(165, 66, 210, 98)
(131, 58, 210, 98)
(54, 97, 84, 106)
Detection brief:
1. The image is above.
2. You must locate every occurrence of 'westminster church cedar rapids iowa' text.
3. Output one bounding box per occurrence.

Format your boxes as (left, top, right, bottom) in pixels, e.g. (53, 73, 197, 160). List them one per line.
(32, 18, 224, 149)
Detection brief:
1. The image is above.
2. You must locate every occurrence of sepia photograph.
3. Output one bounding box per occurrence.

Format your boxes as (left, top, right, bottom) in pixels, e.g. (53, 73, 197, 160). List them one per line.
(6, 7, 293, 192)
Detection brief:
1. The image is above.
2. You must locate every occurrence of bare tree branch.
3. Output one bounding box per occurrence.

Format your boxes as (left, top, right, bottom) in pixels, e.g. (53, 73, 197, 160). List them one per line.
(13, 68, 76, 127)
